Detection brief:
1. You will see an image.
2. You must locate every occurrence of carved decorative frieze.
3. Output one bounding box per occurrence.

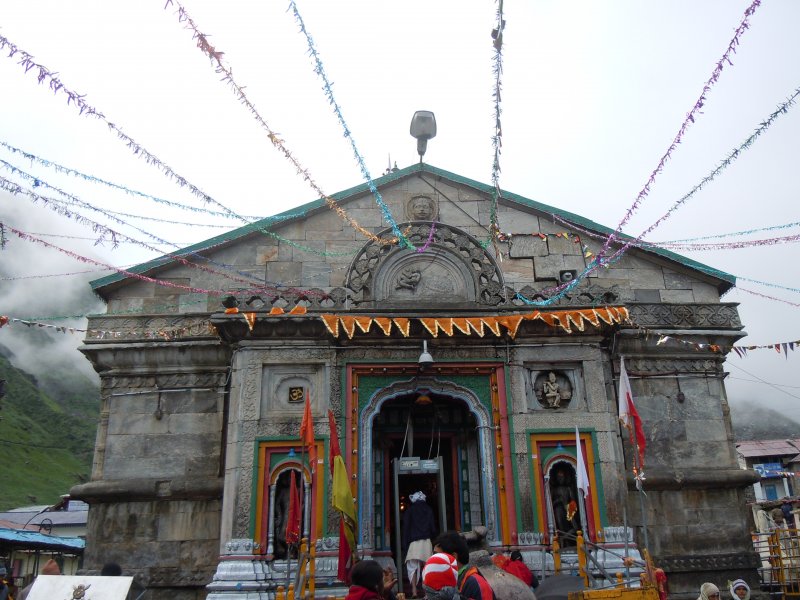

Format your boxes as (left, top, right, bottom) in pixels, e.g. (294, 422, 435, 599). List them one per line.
(85, 314, 215, 341)
(656, 552, 760, 573)
(627, 303, 742, 329)
(102, 372, 227, 390)
(625, 358, 723, 374)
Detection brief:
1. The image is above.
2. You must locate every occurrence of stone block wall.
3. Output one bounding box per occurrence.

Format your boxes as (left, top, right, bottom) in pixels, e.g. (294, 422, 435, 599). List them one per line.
(73, 333, 230, 599)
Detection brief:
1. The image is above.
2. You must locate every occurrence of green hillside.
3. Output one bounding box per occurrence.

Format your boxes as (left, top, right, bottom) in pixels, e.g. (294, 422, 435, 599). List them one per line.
(0, 353, 98, 510)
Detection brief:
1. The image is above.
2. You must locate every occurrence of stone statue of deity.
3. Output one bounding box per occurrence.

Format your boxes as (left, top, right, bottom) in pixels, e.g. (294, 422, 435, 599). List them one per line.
(537, 371, 572, 409)
(550, 466, 580, 546)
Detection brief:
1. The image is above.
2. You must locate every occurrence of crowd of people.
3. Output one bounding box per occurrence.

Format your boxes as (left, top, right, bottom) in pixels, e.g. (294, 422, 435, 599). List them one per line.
(346, 487, 543, 600)
(346, 530, 506, 600)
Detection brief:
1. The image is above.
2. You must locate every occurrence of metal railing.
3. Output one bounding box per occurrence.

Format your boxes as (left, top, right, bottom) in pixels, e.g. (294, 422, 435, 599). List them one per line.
(752, 528, 800, 599)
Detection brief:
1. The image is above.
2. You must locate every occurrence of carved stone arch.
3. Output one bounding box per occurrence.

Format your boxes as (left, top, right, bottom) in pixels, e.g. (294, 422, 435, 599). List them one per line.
(345, 222, 507, 307)
(356, 376, 500, 549)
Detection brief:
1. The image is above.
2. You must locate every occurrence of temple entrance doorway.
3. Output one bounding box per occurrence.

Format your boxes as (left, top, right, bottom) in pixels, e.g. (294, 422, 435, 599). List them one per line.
(371, 392, 484, 577)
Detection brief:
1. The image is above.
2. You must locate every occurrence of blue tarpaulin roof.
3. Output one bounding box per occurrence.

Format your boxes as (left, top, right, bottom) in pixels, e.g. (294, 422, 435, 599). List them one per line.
(0, 527, 84, 551)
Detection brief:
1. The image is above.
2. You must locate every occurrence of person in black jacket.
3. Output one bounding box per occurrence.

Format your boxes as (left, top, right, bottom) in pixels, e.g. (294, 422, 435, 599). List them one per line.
(403, 491, 438, 598)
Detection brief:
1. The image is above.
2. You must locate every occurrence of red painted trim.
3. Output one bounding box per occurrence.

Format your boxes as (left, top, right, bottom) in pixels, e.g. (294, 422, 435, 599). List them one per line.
(495, 365, 517, 543)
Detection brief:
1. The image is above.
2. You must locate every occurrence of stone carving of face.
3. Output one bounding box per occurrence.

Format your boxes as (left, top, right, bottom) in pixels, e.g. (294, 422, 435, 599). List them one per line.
(410, 196, 434, 220)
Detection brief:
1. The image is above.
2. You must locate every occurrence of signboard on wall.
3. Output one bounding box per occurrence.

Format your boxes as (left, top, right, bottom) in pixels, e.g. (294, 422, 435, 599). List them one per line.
(754, 462, 785, 478)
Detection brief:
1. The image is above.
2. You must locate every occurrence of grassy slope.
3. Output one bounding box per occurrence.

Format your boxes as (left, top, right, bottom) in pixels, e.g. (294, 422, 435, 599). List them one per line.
(0, 354, 97, 510)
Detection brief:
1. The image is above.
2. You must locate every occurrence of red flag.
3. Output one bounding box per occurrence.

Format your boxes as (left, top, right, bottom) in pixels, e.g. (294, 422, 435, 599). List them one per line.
(299, 390, 316, 471)
(285, 469, 301, 546)
(618, 357, 646, 469)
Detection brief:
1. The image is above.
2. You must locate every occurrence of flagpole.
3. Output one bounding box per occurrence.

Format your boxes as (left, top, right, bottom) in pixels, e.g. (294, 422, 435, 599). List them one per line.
(635, 444, 649, 550)
(575, 427, 589, 540)
(618, 356, 649, 551)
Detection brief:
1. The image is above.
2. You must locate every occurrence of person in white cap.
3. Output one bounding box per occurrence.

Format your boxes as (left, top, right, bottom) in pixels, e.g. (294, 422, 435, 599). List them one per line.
(403, 491, 438, 598)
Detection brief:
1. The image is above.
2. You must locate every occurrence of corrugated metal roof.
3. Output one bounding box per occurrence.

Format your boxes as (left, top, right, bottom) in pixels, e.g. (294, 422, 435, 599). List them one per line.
(736, 439, 800, 458)
(89, 162, 736, 294)
(0, 510, 87, 527)
(0, 527, 84, 551)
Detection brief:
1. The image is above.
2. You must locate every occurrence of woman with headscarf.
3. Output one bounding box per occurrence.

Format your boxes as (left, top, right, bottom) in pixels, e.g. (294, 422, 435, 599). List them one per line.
(729, 579, 750, 600)
(697, 582, 721, 600)
(403, 491, 439, 598)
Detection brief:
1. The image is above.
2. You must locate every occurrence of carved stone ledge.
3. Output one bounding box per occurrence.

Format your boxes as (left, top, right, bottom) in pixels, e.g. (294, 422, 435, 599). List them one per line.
(85, 314, 216, 341)
(70, 476, 223, 503)
(627, 303, 742, 330)
(624, 357, 724, 375)
(627, 468, 759, 491)
(656, 551, 761, 573)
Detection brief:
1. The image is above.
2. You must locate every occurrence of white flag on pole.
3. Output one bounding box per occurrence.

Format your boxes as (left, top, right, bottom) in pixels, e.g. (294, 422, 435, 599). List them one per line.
(575, 426, 589, 498)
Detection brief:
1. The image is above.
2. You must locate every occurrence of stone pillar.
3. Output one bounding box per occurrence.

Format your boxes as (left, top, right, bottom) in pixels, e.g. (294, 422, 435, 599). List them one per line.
(616, 306, 759, 599)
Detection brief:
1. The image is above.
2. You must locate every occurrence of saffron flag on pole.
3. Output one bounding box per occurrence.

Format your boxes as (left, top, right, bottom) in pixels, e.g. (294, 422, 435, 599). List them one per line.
(328, 409, 356, 583)
(299, 389, 316, 472)
(285, 469, 302, 546)
(618, 356, 646, 470)
(575, 426, 589, 498)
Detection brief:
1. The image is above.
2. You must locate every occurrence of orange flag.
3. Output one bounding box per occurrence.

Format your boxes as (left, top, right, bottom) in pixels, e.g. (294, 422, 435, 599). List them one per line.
(299, 390, 316, 471)
(285, 469, 302, 546)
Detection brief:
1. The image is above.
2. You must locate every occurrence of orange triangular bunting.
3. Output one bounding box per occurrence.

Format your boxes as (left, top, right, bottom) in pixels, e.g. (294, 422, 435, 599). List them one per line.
(340, 316, 357, 339)
(243, 312, 257, 331)
(466, 318, 485, 337)
(481, 317, 501, 336)
(595, 308, 614, 325)
(393, 318, 411, 337)
(289, 305, 307, 315)
(565, 311, 585, 332)
(498, 315, 524, 339)
(269, 306, 285, 315)
(578, 309, 600, 327)
(452, 318, 471, 335)
(374, 317, 393, 336)
(419, 318, 439, 337)
(321, 314, 340, 337)
(437, 318, 454, 337)
(354, 316, 373, 333)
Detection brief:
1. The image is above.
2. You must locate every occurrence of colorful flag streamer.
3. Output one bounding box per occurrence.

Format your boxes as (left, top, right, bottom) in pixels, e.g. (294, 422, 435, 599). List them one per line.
(601, 0, 762, 257)
(286, 0, 413, 249)
(162, 1, 403, 249)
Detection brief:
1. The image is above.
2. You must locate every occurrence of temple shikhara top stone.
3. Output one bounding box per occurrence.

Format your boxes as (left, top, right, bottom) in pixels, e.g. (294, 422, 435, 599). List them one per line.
(72, 164, 758, 599)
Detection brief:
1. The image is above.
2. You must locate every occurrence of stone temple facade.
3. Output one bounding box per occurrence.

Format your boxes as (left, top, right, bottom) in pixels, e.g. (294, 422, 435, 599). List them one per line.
(72, 164, 759, 599)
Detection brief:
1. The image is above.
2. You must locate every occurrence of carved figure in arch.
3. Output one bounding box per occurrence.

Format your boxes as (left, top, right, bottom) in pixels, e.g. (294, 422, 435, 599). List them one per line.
(543, 372, 562, 408)
(550, 465, 579, 546)
(273, 469, 302, 559)
(535, 371, 573, 409)
(396, 266, 422, 291)
(408, 195, 436, 221)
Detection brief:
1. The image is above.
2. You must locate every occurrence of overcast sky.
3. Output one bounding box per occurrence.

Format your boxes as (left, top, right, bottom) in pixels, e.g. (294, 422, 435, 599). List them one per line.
(1, 1, 799, 416)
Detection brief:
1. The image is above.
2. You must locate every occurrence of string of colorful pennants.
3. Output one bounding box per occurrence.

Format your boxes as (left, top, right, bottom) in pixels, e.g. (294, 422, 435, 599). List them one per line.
(0, 315, 214, 340)
(3, 307, 798, 356)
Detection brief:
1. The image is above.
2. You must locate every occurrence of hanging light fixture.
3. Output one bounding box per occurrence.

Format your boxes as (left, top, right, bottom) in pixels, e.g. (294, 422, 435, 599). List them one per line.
(418, 340, 434, 369)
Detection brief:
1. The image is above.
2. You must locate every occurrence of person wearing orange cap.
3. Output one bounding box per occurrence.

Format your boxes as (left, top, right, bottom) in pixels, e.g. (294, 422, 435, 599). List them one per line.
(18, 559, 60, 600)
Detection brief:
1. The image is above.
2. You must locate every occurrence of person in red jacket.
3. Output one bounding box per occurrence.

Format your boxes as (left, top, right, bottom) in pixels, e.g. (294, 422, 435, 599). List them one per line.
(501, 551, 538, 589)
(345, 560, 401, 600)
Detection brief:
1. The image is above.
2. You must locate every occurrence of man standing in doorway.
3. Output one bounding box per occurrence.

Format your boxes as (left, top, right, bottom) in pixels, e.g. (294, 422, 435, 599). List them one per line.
(403, 491, 438, 598)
